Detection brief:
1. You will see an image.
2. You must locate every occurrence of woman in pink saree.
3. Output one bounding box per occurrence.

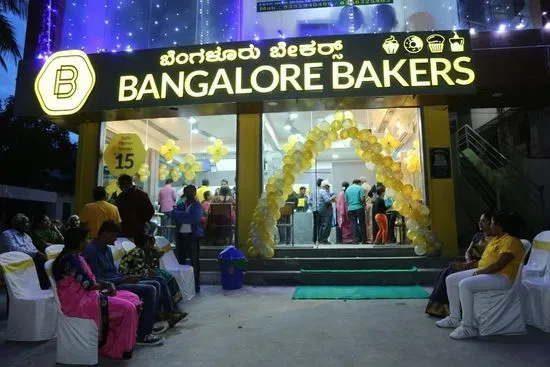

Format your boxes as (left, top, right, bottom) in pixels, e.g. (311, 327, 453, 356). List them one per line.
(336, 182, 354, 244)
(52, 228, 141, 360)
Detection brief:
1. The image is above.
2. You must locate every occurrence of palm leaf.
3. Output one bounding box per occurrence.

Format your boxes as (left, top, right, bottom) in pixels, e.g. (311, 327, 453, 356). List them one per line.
(0, 0, 28, 17)
(0, 13, 20, 70)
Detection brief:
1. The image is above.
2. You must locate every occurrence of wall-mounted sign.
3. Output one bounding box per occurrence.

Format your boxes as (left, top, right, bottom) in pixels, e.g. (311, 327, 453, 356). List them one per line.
(430, 147, 452, 179)
(257, 0, 393, 13)
(104, 134, 146, 177)
(15, 31, 475, 117)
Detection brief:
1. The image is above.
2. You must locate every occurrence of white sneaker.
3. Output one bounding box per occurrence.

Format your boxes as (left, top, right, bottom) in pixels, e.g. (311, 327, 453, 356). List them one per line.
(435, 316, 461, 329)
(449, 325, 478, 340)
(152, 321, 169, 335)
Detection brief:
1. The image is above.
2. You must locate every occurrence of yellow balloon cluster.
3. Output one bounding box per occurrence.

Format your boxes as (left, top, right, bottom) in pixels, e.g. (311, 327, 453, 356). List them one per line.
(247, 111, 441, 259)
(170, 167, 181, 182)
(381, 132, 401, 152)
(403, 140, 421, 174)
(105, 179, 121, 197)
(160, 139, 181, 163)
(159, 164, 170, 181)
(206, 139, 229, 164)
(138, 163, 150, 182)
(179, 153, 202, 180)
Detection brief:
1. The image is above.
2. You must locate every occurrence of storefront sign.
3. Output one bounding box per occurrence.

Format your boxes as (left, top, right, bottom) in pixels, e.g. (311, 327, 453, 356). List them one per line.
(103, 134, 146, 177)
(16, 31, 475, 117)
(257, 0, 392, 12)
(430, 147, 452, 179)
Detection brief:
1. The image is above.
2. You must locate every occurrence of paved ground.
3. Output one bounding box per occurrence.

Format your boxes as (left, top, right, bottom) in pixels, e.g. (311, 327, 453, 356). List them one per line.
(1, 286, 549, 367)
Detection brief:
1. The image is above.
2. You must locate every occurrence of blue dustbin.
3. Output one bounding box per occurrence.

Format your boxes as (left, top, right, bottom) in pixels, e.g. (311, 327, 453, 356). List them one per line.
(218, 246, 247, 290)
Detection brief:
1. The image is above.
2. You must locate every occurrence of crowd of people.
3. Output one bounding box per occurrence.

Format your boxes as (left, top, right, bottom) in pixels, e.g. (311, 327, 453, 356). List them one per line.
(0, 174, 213, 358)
(279, 178, 397, 245)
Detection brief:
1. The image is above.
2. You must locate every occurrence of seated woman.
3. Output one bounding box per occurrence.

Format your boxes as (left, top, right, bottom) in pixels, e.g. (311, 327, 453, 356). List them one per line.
(425, 212, 493, 317)
(435, 211, 526, 340)
(53, 227, 141, 359)
(31, 214, 64, 252)
(119, 234, 186, 326)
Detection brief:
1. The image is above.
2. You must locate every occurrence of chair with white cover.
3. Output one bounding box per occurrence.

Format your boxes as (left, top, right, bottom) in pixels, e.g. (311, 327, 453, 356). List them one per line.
(114, 237, 130, 247)
(473, 239, 532, 336)
(0, 252, 57, 341)
(120, 240, 136, 254)
(522, 233, 550, 333)
(155, 236, 196, 301)
(45, 260, 99, 365)
(523, 231, 550, 278)
(109, 245, 124, 269)
(46, 245, 65, 260)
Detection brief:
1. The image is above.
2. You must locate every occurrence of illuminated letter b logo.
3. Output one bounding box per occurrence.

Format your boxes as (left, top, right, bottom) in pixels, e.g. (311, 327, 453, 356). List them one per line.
(54, 65, 78, 99)
(35, 50, 96, 116)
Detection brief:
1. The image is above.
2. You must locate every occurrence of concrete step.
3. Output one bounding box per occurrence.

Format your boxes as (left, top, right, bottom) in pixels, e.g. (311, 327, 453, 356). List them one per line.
(200, 245, 416, 259)
(200, 268, 440, 286)
(199, 256, 454, 272)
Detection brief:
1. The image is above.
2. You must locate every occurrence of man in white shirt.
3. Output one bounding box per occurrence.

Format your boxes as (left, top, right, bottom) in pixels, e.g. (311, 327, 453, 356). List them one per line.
(0, 213, 50, 289)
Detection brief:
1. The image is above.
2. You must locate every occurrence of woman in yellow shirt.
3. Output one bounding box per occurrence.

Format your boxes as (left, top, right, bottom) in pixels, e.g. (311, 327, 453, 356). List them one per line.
(435, 211, 526, 340)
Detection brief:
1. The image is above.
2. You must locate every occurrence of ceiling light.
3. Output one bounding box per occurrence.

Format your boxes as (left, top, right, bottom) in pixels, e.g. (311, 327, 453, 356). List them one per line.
(208, 136, 216, 141)
(545, 23, 550, 30)
(188, 117, 197, 124)
(284, 124, 292, 131)
(267, 101, 278, 106)
(332, 154, 339, 159)
(469, 28, 476, 35)
(374, 97, 384, 102)
(515, 23, 525, 30)
(497, 24, 507, 33)
(289, 113, 298, 120)
(192, 128, 199, 134)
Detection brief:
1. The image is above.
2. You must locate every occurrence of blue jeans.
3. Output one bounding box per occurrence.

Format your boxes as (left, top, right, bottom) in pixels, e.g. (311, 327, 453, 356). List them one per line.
(348, 208, 365, 243)
(141, 275, 176, 313)
(318, 206, 333, 243)
(117, 281, 159, 340)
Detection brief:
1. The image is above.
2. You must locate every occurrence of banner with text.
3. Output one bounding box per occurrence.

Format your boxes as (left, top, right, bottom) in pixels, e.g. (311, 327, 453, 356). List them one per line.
(16, 31, 475, 117)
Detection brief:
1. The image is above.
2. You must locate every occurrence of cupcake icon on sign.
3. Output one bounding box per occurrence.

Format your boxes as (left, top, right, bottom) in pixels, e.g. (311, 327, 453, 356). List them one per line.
(403, 35, 423, 54)
(383, 35, 400, 54)
(449, 32, 465, 52)
(426, 34, 445, 53)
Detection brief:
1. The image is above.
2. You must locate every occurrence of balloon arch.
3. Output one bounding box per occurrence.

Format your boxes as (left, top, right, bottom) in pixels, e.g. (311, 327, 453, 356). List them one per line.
(244, 110, 442, 259)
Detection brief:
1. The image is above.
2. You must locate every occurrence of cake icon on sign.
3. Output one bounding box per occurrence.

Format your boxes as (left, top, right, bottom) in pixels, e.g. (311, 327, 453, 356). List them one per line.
(449, 32, 465, 52)
(383, 35, 400, 54)
(426, 34, 445, 53)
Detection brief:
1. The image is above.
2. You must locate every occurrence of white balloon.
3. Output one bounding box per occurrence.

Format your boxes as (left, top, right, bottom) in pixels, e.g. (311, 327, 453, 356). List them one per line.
(414, 246, 427, 256)
(365, 162, 375, 171)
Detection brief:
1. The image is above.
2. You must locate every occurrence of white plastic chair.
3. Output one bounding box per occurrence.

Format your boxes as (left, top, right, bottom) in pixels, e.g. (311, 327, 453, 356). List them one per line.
(155, 236, 196, 301)
(473, 239, 531, 336)
(45, 260, 99, 365)
(0, 252, 57, 341)
(108, 245, 124, 269)
(46, 245, 65, 260)
(523, 231, 550, 278)
(521, 234, 550, 333)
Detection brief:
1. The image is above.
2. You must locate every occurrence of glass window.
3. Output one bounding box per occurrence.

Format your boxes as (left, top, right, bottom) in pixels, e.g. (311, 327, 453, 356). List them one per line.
(101, 115, 237, 244)
(263, 107, 425, 246)
(41, 1, 542, 57)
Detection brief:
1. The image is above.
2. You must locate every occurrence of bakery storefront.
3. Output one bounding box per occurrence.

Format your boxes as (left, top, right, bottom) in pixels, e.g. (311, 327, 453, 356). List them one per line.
(15, 1, 484, 257)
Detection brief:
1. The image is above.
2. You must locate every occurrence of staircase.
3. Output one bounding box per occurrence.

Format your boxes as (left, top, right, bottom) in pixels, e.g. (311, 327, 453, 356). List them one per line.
(456, 124, 545, 236)
(199, 246, 456, 286)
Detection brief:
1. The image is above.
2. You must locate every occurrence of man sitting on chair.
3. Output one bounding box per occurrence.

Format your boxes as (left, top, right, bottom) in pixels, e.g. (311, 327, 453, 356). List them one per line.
(0, 213, 50, 289)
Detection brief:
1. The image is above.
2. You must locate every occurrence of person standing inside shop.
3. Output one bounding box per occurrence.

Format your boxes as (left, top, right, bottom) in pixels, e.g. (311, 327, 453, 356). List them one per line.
(318, 180, 336, 245)
(196, 179, 210, 203)
(373, 186, 390, 244)
(158, 178, 177, 241)
(117, 174, 155, 239)
(296, 186, 310, 212)
(346, 179, 366, 244)
(172, 185, 203, 293)
(312, 178, 324, 243)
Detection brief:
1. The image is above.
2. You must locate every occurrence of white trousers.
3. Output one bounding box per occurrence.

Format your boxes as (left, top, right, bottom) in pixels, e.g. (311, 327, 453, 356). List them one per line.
(446, 269, 512, 328)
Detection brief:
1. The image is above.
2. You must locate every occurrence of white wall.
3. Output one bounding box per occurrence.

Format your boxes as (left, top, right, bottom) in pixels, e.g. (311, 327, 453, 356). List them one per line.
(332, 161, 376, 191)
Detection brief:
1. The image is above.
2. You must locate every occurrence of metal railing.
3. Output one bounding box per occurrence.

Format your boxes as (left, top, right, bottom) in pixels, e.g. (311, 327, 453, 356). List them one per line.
(456, 124, 545, 232)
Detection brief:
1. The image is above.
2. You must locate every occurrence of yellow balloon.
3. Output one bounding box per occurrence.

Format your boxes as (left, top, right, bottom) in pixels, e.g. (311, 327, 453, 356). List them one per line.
(304, 140, 314, 150)
(348, 127, 359, 138)
(392, 171, 404, 181)
(372, 153, 383, 165)
(383, 156, 393, 168)
(362, 151, 373, 162)
(358, 129, 371, 141)
(413, 235, 427, 246)
(367, 135, 377, 145)
(334, 110, 345, 122)
(331, 119, 343, 130)
(340, 130, 349, 139)
(328, 131, 338, 141)
(371, 143, 383, 154)
(391, 162, 401, 172)
(412, 190, 423, 201)
(403, 184, 414, 196)
(394, 180, 404, 192)
(407, 229, 418, 242)
(323, 140, 332, 149)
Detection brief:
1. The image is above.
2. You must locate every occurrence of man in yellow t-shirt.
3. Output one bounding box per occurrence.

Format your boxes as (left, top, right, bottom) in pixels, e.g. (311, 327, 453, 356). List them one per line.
(196, 179, 210, 203)
(435, 211, 526, 340)
(80, 186, 122, 239)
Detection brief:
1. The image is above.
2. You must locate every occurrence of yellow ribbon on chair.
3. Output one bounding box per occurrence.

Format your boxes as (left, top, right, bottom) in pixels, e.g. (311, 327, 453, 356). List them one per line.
(112, 249, 125, 261)
(160, 245, 173, 254)
(0, 258, 36, 273)
(533, 239, 550, 251)
(47, 252, 61, 260)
